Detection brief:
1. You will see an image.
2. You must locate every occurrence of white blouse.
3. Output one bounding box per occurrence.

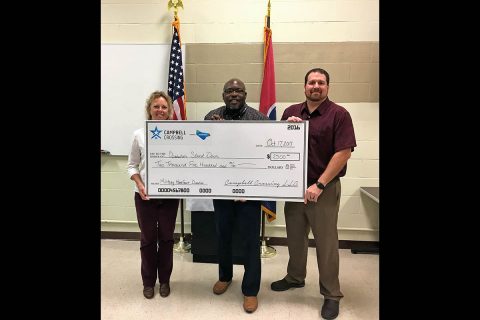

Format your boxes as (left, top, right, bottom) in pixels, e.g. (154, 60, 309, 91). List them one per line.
(127, 128, 145, 193)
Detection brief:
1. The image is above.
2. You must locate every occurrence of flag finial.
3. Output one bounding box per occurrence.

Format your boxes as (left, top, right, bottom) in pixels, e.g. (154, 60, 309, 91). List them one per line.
(168, 0, 184, 19)
(267, 0, 271, 17)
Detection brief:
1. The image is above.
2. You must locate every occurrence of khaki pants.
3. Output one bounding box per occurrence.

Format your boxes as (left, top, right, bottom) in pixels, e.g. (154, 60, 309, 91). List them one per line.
(284, 179, 344, 300)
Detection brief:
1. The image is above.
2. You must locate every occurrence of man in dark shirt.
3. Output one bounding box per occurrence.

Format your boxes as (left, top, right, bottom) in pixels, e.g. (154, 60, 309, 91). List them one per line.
(205, 78, 268, 314)
(270, 68, 357, 320)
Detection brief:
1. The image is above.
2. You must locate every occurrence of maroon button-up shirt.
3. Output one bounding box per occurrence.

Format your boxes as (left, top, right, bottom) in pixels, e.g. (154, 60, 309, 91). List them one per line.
(281, 98, 357, 186)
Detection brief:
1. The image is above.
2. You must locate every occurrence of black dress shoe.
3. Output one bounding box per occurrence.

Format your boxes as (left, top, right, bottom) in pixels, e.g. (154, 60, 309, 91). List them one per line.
(321, 299, 339, 320)
(159, 283, 170, 297)
(271, 278, 305, 291)
(143, 286, 154, 299)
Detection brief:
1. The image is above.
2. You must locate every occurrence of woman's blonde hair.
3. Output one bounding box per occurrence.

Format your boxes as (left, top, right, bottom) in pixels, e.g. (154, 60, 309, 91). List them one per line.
(145, 91, 173, 120)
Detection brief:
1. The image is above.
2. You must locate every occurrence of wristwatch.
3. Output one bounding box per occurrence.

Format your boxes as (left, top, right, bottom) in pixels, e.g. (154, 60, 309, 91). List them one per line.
(315, 181, 325, 190)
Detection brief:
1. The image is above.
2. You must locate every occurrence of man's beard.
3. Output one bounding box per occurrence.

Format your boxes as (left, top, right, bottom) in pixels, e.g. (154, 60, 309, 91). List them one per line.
(306, 90, 322, 101)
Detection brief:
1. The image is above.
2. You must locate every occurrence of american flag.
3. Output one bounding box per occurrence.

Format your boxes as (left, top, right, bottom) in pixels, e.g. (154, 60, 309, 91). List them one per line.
(168, 20, 186, 120)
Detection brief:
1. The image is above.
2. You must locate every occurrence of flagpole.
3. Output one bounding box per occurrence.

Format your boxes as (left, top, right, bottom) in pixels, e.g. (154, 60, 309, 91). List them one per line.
(168, 0, 190, 253)
(260, 0, 276, 258)
(174, 199, 191, 253)
(266, 0, 270, 28)
(260, 206, 276, 258)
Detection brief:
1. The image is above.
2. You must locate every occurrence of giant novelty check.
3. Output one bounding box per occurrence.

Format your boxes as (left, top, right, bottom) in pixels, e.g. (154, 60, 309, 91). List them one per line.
(145, 121, 308, 201)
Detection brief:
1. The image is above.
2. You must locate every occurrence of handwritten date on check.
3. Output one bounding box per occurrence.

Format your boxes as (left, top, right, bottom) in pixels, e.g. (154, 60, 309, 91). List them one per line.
(145, 121, 308, 201)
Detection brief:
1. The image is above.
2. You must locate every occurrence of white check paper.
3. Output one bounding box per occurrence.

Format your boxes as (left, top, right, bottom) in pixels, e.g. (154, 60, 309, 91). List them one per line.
(146, 121, 308, 201)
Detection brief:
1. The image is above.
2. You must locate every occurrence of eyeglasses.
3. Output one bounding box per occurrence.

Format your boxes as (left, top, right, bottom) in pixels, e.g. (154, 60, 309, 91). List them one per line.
(223, 88, 245, 94)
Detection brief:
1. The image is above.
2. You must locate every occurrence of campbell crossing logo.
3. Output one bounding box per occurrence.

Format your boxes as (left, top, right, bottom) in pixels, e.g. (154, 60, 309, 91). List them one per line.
(150, 127, 186, 141)
(150, 126, 162, 139)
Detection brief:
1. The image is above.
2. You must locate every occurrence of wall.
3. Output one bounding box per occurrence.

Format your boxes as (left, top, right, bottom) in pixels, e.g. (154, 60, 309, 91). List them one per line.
(101, 0, 379, 241)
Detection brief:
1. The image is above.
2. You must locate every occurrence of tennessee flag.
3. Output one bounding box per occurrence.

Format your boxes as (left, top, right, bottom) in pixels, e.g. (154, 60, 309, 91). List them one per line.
(259, 23, 277, 222)
(168, 18, 186, 120)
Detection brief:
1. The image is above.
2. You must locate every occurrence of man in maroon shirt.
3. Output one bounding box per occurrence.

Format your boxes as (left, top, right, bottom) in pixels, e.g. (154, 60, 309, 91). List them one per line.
(270, 68, 356, 320)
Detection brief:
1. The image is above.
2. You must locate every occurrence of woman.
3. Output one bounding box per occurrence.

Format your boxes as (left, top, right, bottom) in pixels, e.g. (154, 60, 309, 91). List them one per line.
(127, 91, 179, 299)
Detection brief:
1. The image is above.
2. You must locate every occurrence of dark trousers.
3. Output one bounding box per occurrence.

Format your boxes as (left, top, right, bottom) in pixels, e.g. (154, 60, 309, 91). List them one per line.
(134, 193, 179, 287)
(213, 199, 261, 296)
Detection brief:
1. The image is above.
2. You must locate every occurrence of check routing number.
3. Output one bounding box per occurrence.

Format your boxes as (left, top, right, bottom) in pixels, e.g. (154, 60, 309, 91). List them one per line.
(145, 121, 308, 201)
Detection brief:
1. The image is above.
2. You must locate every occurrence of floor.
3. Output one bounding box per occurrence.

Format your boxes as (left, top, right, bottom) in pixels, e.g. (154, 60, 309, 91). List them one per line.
(101, 239, 378, 320)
